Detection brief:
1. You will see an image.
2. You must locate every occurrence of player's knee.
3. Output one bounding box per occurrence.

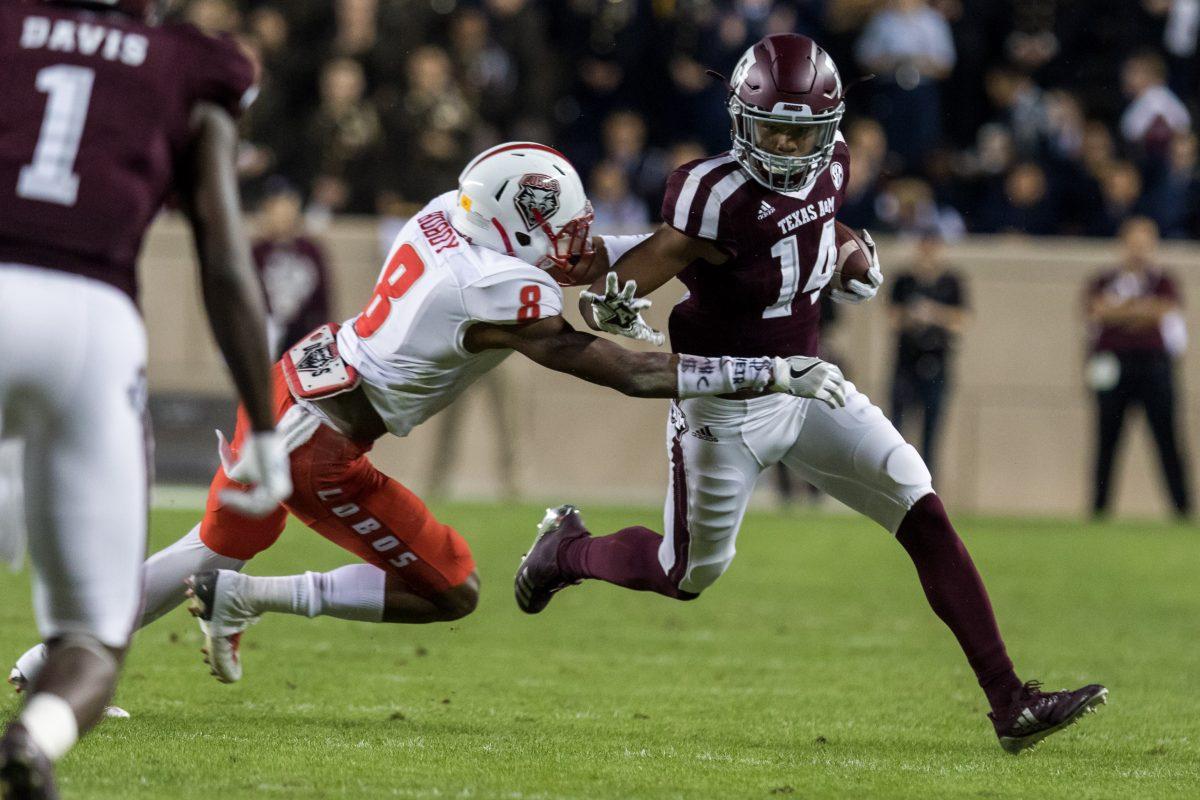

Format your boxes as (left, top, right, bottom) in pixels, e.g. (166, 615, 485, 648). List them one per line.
(883, 442, 933, 489)
(669, 534, 736, 598)
(675, 561, 727, 598)
(432, 573, 480, 620)
(876, 442, 934, 510)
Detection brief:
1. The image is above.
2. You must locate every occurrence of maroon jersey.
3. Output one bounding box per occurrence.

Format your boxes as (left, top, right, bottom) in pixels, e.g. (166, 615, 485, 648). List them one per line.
(0, 2, 255, 300)
(661, 135, 850, 358)
(1085, 267, 1182, 355)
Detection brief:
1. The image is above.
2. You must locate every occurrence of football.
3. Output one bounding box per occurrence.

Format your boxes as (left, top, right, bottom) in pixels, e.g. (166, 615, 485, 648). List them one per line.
(833, 221, 872, 289)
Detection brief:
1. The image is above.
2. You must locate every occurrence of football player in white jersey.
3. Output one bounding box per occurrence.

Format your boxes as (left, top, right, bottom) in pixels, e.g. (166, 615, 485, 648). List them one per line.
(8, 141, 845, 691)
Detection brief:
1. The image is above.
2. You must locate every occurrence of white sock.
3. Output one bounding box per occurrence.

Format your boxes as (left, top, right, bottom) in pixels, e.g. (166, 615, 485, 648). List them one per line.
(313, 564, 386, 621)
(141, 524, 245, 626)
(20, 693, 77, 762)
(240, 564, 385, 622)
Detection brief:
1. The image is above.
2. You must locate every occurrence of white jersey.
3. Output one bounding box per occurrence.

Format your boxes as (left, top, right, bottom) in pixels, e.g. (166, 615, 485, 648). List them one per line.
(337, 192, 563, 437)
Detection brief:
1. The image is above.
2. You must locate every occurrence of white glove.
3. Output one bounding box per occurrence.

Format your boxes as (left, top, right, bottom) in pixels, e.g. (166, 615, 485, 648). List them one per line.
(830, 229, 883, 305)
(771, 355, 847, 408)
(580, 271, 665, 347)
(214, 406, 319, 517)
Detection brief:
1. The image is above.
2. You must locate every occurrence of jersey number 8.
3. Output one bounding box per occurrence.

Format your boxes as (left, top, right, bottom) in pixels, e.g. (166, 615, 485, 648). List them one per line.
(354, 243, 427, 338)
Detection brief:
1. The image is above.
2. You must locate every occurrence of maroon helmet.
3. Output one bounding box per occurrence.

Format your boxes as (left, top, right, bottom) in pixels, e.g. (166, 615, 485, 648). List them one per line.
(727, 33, 845, 192)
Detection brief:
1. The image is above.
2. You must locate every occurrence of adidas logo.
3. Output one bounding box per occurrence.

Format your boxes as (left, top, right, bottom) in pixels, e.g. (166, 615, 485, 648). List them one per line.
(757, 200, 776, 220)
(1012, 708, 1039, 733)
(691, 425, 718, 443)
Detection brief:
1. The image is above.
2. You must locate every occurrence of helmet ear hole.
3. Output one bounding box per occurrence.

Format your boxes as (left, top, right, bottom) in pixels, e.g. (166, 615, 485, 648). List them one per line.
(515, 232, 532, 247)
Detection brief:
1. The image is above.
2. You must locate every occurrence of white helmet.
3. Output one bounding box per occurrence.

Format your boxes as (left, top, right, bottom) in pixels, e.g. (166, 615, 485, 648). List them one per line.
(450, 142, 594, 285)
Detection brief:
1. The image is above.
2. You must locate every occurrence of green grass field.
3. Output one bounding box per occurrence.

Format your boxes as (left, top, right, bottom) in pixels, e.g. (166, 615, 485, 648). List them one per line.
(1, 504, 1197, 799)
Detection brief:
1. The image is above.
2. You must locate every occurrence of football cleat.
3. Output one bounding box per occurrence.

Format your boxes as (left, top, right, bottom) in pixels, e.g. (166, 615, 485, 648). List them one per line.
(0, 723, 58, 800)
(186, 570, 260, 684)
(514, 505, 589, 614)
(7, 645, 46, 695)
(990, 681, 1108, 754)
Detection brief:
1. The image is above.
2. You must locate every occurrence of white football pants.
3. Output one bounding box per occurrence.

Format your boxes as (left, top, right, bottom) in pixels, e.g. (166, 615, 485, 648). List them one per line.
(0, 264, 148, 647)
(660, 384, 934, 594)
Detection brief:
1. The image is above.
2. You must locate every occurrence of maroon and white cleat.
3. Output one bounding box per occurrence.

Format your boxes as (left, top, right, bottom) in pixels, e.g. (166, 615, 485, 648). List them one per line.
(514, 505, 589, 614)
(0, 723, 58, 800)
(990, 680, 1108, 753)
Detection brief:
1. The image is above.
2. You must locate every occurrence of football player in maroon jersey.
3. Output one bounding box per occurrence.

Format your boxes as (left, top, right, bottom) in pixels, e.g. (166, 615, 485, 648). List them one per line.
(0, 0, 289, 793)
(516, 33, 1106, 754)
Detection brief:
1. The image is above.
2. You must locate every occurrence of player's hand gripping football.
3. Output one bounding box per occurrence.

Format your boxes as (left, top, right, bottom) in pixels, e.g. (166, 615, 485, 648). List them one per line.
(580, 271, 666, 347)
(215, 406, 318, 517)
(830, 229, 883, 305)
(771, 356, 847, 408)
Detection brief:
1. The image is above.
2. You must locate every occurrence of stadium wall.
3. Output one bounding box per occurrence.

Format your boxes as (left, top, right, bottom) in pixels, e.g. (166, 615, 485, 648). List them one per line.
(140, 217, 1200, 518)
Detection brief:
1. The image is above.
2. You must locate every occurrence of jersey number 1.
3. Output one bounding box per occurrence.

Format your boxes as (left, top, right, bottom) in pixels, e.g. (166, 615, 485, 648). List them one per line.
(17, 65, 96, 207)
(763, 218, 836, 318)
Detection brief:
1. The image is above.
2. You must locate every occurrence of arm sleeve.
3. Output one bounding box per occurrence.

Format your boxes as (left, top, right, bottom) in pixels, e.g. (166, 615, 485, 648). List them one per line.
(462, 268, 565, 324)
(603, 233, 653, 266)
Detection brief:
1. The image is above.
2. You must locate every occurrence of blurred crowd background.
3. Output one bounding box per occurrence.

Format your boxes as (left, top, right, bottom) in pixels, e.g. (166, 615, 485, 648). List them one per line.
(177, 0, 1200, 239)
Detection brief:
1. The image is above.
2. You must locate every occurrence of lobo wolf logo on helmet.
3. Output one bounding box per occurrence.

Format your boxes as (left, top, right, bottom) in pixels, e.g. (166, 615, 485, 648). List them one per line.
(513, 174, 561, 231)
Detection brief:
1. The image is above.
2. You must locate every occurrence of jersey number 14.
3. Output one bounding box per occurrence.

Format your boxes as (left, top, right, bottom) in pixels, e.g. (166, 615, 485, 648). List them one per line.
(764, 218, 836, 318)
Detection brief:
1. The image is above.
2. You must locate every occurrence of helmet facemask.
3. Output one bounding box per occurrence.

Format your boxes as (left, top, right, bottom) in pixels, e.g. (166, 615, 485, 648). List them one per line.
(526, 203, 595, 285)
(730, 97, 844, 193)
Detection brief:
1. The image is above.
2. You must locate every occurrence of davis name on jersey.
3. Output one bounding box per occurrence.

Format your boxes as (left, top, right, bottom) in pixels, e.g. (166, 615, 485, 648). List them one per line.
(661, 132, 850, 360)
(336, 192, 563, 437)
(0, 3, 255, 299)
(18, 13, 148, 65)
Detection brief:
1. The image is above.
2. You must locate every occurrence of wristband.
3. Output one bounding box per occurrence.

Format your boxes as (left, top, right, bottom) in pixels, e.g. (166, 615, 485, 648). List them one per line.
(676, 355, 776, 398)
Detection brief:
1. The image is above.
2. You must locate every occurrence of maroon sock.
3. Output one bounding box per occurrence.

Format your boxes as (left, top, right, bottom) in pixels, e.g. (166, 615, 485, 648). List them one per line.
(558, 526, 696, 600)
(896, 494, 1022, 712)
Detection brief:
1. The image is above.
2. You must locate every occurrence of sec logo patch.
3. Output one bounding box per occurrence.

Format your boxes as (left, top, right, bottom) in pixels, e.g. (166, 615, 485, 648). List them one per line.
(830, 161, 844, 191)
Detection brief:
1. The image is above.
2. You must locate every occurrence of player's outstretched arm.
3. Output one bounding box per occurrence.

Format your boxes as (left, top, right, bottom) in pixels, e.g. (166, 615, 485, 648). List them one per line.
(465, 317, 846, 406)
(179, 102, 290, 516)
(467, 316, 680, 397)
(180, 102, 274, 432)
(579, 223, 727, 332)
